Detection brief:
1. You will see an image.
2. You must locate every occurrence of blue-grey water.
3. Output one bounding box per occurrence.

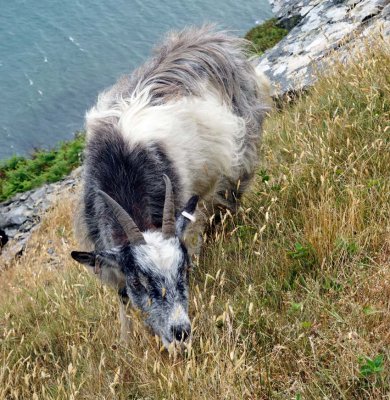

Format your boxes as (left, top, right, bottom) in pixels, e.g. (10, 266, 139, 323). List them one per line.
(0, 0, 272, 160)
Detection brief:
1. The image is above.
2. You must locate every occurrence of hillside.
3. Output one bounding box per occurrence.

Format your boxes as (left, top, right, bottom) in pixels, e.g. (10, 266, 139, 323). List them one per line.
(0, 41, 389, 399)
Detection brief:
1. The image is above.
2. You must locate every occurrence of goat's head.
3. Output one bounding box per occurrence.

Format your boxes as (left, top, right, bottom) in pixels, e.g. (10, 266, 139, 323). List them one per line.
(71, 175, 198, 349)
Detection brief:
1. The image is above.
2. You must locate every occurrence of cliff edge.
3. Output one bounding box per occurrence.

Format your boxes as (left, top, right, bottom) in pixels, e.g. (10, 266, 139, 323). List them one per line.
(258, 0, 390, 94)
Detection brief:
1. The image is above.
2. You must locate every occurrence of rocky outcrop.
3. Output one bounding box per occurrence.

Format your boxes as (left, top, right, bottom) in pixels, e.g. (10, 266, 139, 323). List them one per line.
(258, 0, 390, 95)
(0, 168, 81, 264)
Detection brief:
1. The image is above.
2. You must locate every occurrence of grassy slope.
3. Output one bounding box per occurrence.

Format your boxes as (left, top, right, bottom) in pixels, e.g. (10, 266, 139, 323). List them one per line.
(0, 134, 84, 201)
(0, 44, 389, 399)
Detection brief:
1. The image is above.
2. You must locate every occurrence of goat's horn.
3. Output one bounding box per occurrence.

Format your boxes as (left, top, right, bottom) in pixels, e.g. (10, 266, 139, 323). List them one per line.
(162, 174, 176, 238)
(97, 190, 146, 245)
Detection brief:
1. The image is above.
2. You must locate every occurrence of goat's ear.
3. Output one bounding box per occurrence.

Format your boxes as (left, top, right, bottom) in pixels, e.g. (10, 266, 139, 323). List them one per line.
(71, 251, 96, 266)
(71, 250, 123, 282)
(175, 195, 199, 238)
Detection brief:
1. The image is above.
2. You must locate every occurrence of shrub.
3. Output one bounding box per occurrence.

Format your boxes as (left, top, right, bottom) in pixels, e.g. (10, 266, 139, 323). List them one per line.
(245, 18, 288, 55)
(0, 133, 85, 201)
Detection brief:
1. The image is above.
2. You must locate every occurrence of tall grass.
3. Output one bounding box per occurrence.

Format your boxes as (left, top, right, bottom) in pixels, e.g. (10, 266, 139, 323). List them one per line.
(0, 43, 389, 399)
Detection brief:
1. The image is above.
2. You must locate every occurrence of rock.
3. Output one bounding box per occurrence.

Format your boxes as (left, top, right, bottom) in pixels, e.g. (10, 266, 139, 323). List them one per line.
(71, 166, 83, 179)
(4, 228, 19, 239)
(270, 0, 322, 30)
(0, 171, 81, 262)
(4, 205, 32, 227)
(30, 186, 49, 202)
(270, 0, 314, 17)
(0, 214, 6, 229)
(258, 0, 390, 96)
(19, 193, 29, 201)
(0, 240, 25, 265)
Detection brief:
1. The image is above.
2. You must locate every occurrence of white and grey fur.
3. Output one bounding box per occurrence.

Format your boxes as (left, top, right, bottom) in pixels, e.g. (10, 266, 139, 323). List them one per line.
(71, 26, 271, 348)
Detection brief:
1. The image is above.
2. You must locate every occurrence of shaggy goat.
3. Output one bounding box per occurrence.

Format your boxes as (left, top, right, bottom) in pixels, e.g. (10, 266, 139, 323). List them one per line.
(71, 26, 270, 349)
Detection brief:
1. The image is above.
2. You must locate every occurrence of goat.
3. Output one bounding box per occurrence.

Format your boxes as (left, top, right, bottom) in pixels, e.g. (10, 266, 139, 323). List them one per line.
(71, 26, 270, 349)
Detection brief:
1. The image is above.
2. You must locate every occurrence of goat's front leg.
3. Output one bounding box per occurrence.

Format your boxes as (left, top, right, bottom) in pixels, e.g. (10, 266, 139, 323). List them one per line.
(118, 288, 132, 344)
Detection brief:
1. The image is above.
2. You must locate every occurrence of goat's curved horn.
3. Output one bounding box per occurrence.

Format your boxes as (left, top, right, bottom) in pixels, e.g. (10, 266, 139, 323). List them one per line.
(97, 190, 146, 245)
(162, 174, 176, 238)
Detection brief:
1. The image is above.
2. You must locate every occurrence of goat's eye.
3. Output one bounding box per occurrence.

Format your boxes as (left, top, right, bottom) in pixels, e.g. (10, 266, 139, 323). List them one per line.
(131, 276, 147, 292)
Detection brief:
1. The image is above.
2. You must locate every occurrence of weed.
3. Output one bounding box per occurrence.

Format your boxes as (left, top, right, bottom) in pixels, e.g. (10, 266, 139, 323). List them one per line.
(245, 18, 288, 55)
(0, 133, 85, 201)
(257, 169, 270, 183)
(288, 242, 314, 262)
(359, 355, 384, 377)
(336, 237, 359, 256)
(289, 302, 303, 313)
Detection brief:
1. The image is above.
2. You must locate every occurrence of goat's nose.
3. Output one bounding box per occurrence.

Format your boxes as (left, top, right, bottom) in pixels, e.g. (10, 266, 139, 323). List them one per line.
(171, 324, 191, 342)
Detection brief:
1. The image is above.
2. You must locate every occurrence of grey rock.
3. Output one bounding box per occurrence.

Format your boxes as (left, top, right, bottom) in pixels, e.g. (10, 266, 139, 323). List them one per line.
(19, 193, 29, 201)
(0, 168, 82, 262)
(30, 186, 48, 202)
(5, 228, 19, 239)
(258, 0, 390, 96)
(4, 205, 32, 227)
(278, 14, 303, 31)
(0, 214, 6, 229)
(270, 0, 322, 21)
(1, 240, 25, 264)
(71, 166, 83, 179)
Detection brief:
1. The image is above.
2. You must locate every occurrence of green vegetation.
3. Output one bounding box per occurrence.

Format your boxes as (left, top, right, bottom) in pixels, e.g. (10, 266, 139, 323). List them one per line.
(0, 42, 389, 398)
(0, 134, 84, 201)
(245, 18, 288, 55)
(359, 355, 384, 378)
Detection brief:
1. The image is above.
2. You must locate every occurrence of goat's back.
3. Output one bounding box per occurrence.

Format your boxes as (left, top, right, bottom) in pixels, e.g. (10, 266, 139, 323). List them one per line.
(93, 26, 269, 121)
(82, 27, 271, 239)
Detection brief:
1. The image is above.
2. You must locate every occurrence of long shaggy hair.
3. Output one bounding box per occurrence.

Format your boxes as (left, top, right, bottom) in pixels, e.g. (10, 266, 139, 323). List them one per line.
(85, 25, 270, 207)
(73, 26, 271, 347)
(76, 26, 271, 250)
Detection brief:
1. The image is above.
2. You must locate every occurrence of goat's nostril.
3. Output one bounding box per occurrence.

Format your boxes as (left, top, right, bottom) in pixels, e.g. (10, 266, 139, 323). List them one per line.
(172, 325, 190, 342)
(175, 330, 184, 341)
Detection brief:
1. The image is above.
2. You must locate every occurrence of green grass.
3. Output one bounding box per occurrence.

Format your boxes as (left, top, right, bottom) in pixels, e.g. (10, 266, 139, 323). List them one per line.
(0, 133, 84, 201)
(245, 18, 288, 55)
(0, 42, 389, 399)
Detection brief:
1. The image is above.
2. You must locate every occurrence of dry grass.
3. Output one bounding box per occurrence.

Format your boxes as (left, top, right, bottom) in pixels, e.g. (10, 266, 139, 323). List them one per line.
(1, 43, 389, 399)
